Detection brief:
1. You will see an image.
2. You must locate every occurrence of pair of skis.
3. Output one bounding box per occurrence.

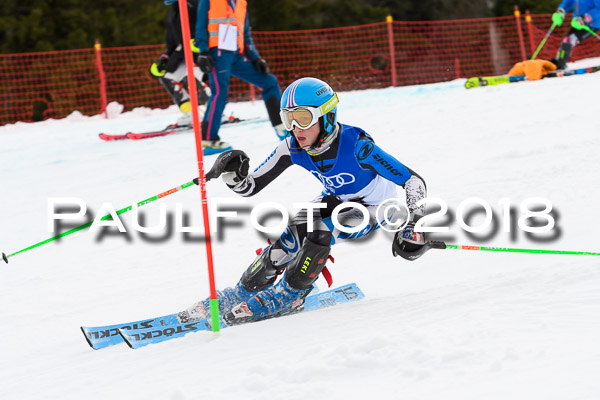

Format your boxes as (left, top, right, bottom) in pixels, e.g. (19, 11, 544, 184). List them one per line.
(98, 116, 267, 142)
(81, 283, 364, 349)
(464, 65, 600, 89)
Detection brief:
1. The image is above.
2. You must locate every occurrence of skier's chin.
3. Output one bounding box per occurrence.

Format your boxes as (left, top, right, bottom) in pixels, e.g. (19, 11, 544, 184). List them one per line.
(299, 141, 313, 149)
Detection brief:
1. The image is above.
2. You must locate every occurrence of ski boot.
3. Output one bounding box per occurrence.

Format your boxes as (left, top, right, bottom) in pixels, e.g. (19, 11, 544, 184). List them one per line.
(178, 246, 284, 323)
(225, 238, 330, 324)
(177, 281, 253, 323)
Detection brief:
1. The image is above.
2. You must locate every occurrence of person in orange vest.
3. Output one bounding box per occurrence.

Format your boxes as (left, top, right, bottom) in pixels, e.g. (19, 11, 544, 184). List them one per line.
(195, 0, 286, 155)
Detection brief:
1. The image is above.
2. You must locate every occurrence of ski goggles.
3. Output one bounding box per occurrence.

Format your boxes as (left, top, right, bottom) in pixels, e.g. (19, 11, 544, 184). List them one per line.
(280, 93, 339, 131)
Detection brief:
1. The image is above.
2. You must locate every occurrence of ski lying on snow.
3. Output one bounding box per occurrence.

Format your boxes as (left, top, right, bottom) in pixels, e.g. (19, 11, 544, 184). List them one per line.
(118, 283, 364, 349)
(98, 117, 268, 141)
(464, 65, 600, 89)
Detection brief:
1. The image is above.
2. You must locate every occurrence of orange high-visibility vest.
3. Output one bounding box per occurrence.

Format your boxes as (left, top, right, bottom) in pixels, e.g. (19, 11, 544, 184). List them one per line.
(207, 0, 247, 53)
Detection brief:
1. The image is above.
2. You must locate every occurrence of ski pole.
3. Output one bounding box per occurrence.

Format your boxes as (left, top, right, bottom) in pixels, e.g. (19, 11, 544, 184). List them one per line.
(445, 244, 600, 256)
(1, 178, 199, 264)
(530, 23, 557, 60)
(582, 24, 600, 40)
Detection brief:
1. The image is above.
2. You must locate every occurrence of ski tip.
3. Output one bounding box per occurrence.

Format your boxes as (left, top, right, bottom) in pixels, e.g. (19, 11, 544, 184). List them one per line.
(117, 328, 135, 349)
(80, 326, 98, 350)
(464, 77, 481, 89)
(2, 252, 7, 264)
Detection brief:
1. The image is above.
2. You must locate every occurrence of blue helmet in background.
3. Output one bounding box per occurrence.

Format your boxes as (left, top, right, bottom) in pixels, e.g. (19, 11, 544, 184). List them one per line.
(280, 77, 338, 137)
(164, 0, 177, 5)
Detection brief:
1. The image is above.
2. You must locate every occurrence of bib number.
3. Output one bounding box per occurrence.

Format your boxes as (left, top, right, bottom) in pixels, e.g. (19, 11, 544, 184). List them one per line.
(218, 24, 238, 51)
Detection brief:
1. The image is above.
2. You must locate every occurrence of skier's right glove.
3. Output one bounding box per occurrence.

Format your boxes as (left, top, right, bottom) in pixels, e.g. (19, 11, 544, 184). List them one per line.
(552, 8, 566, 27)
(205, 150, 250, 186)
(197, 52, 215, 74)
(149, 54, 169, 77)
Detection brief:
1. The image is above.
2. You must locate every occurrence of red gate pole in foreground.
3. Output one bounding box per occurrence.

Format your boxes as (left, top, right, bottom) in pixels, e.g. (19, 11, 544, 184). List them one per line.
(386, 15, 397, 87)
(177, 0, 220, 332)
(94, 40, 108, 118)
(514, 6, 527, 60)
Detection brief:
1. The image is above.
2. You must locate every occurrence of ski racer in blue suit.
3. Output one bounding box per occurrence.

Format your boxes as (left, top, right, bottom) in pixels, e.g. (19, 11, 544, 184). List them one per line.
(178, 77, 429, 324)
(195, 0, 286, 155)
(551, 0, 600, 69)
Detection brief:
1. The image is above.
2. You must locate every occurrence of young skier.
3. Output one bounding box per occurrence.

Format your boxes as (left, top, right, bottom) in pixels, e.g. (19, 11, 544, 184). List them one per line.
(551, 0, 600, 69)
(179, 77, 429, 324)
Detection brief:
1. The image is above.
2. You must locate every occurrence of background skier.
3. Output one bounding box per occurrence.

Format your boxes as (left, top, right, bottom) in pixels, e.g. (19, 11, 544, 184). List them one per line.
(149, 0, 211, 126)
(551, 0, 600, 69)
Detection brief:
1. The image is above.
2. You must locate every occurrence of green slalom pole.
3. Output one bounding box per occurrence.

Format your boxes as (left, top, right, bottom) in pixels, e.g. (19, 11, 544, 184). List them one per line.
(445, 244, 600, 256)
(531, 23, 557, 60)
(2, 178, 199, 264)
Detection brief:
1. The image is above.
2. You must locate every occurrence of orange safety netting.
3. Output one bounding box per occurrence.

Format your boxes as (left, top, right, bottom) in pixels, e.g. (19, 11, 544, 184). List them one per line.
(2, 13, 600, 125)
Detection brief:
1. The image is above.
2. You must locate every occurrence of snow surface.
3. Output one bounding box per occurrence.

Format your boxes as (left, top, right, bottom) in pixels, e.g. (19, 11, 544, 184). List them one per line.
(1, 59, 600, 400)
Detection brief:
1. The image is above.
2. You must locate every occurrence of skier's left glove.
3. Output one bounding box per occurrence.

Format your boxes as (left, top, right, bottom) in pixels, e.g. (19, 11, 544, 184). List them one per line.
(197, 52, 215, 74)
(205, 150, 249, 186)
(572, 14, 593, 30)
(149, 54, 169, 77)
(392, 216, 427, 261)
(252, 58, 270, 75)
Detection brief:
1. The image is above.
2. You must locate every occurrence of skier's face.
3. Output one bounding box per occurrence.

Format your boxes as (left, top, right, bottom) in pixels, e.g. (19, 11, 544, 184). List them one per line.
(292, 123, 320, 148)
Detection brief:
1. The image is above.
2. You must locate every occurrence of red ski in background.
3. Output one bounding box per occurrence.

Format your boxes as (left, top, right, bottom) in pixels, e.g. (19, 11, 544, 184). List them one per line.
(98, 116, 267, 141)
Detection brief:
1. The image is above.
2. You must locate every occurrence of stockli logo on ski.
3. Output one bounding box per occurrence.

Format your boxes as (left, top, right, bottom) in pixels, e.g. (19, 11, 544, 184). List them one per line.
(80, 283, 365, 349)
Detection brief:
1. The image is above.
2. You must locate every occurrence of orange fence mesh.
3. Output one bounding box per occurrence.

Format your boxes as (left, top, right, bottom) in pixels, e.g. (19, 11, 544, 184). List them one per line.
(2, 13, 600, 125)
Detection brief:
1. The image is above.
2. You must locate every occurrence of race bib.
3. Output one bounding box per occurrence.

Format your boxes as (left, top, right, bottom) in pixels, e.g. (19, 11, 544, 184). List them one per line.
(218, 24, 238, 51)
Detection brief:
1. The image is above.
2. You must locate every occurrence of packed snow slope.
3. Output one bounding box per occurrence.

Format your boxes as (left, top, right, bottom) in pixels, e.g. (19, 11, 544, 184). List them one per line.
(1, 59, 600, 400)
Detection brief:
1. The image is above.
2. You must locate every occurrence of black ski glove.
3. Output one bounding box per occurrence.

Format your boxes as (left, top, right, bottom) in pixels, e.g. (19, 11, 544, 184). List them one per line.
(205, 150, 249, 185)
(252, 58, 270, 75)
(392, 215, 446, 260)
(197, 52, 214, 74)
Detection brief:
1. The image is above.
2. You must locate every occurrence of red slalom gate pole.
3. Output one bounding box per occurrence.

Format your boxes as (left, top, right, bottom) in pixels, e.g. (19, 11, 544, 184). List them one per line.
(514, 6, 527, 60)
(386, 15, 397, 87)
(177, 0, 220, 332)
(94, 40, 108, 118)
(525, 10, 535, 55)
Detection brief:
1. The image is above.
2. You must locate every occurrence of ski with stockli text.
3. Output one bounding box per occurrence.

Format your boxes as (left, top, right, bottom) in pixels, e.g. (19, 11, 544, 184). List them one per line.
(81, 313, 181, 350)
(98, 117, 267, 141)
(80, 283, 360, 350)
(118, 283, 364, 349)
(464, 65, 600, 89)
(80, 285, 318, 350)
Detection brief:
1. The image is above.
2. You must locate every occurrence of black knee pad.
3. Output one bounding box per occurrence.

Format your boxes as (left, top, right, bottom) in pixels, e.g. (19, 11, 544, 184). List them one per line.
(285, 238, 331, 290)
(306, 229, 332, 247)
(240, 247, 282, 292)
